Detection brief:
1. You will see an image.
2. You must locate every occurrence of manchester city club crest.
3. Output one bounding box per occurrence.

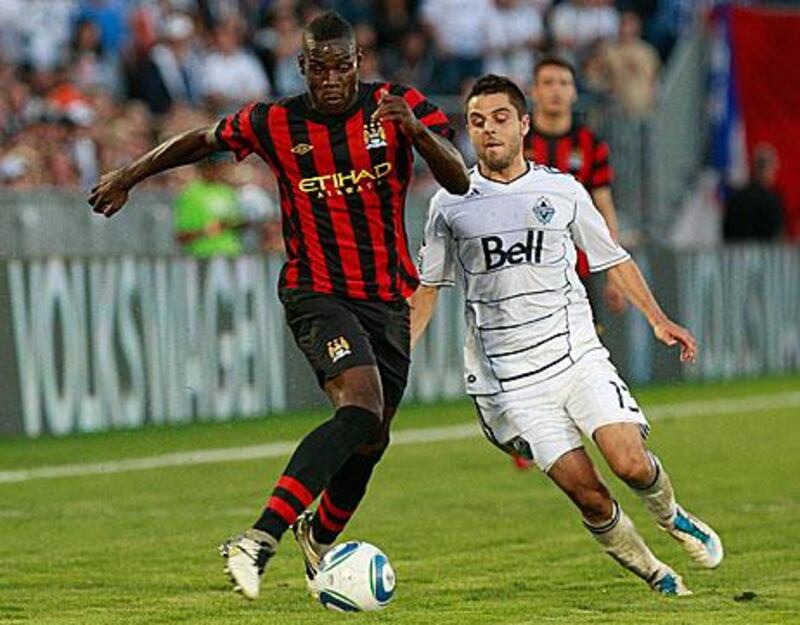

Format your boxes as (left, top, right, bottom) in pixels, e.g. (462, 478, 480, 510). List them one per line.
(532, 197, 555, 224)
(326, 336, 352, 364)
(363, 120, 388, 150)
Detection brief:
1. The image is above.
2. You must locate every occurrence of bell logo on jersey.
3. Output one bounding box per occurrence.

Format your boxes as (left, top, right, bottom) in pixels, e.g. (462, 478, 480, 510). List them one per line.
(481, 230, 545, 270)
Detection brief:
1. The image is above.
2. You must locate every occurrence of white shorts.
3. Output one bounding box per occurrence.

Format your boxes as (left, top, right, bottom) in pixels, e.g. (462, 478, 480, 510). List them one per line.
(473, 355, 649, 473)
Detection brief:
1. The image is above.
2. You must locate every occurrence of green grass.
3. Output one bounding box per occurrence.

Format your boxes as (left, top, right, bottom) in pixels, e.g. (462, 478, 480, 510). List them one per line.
(1, 376, 799, 624)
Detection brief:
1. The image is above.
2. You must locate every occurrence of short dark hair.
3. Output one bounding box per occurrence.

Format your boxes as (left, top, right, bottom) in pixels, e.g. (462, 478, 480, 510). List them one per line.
(533, 55, 577, 83)
(304, 10, 354, 43)
(465, 74, 528, 118)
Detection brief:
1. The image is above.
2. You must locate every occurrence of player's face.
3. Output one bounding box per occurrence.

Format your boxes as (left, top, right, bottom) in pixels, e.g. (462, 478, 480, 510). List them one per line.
(467, 93, 530, 172)
(299, 37, 361, 114)
(531, 65, 577, 117)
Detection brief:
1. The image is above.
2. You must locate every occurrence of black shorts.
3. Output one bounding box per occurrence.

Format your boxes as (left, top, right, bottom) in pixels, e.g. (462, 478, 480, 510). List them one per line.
(280, 290, 411, 410)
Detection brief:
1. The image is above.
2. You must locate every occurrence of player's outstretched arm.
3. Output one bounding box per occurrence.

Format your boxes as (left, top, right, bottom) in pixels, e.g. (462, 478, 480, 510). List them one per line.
(88, 126, 221, 218)
(374, 92, 469, 195)
(605, 259, 698, 363)
(592, 187, 627, 314)
(409, 285, 441, 351)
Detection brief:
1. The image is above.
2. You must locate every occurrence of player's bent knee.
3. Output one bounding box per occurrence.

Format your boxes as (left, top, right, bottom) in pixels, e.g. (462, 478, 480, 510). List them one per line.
(611, 456, 654, 488)
(335, 404, 383, 441)
(329, 367, 385, 417)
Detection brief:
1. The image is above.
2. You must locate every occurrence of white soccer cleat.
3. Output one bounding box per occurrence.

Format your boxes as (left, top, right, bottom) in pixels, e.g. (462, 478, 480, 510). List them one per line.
(663, 506, 724, 569)
(651, 566, 693, 597)
(292, 510, 332, 597)
(219, 529, 277, 600)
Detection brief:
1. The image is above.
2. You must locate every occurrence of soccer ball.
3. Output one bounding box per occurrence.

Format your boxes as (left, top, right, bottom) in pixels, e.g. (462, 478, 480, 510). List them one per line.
(313, 541, 396, 612)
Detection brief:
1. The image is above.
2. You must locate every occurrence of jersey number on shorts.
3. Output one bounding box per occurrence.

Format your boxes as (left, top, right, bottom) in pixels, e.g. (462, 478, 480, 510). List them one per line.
(609, 381, 641, 413)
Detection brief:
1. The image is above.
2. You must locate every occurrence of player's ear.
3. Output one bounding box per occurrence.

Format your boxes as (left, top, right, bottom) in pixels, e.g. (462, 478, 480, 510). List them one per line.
(520, 113, 530, 138)
(355, 45, 363, 68)
(297, 53, 306, 75)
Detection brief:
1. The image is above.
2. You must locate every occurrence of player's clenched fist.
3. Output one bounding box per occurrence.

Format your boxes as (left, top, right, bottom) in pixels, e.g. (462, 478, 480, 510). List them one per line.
(373, 90, 425, 139)
(88, 169, 130, 218)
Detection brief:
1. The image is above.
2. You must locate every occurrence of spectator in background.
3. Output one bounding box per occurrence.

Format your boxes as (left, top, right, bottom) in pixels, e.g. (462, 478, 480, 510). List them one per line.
(375, 0, 414, 52)
(389, 30, 436, 93)
(174, 155, 247, 258)
(723, 144, 784, 242)
(0, 0, 77, 70)
(600, 11, 660, 115)
(525, 59, 627, 311)
(254, 5, 305, 97)
(200, 17, 270, 110)
(0, 148, 41, 188)
(73, 0, 130, 58)
(550, 0, 620, 65)
(421, 0, 491, 93)
(484, 0, 545, 91)
(329, 0, 374, 25)
(230, 162, 283, 253)
(70, 18, 122, 95)
(131, 13, 202, 115)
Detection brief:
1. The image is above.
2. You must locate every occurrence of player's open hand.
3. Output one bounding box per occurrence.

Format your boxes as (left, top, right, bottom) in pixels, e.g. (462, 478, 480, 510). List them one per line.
(88, 169, 131, 218)
(653, 319, 698, 363)
(373, 89, 424, 139)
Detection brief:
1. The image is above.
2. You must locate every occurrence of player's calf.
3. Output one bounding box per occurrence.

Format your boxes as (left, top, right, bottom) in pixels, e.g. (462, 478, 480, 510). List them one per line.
(585, 501, 692, 596)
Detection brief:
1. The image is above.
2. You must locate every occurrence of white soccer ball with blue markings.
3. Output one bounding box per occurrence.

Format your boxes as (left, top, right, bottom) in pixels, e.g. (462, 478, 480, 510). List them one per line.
(313, 541, 396, 612)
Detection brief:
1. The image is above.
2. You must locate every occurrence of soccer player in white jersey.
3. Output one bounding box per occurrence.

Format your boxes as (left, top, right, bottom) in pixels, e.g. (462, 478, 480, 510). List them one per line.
(410, 75, 723, 596)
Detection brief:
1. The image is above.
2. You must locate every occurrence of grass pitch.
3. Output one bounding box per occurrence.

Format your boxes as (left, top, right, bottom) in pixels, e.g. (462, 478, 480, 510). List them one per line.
(0, 376, 798, 624)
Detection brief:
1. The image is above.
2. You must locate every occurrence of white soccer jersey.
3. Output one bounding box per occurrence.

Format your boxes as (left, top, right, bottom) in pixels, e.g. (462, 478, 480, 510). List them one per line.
(418, 162, 630, 395)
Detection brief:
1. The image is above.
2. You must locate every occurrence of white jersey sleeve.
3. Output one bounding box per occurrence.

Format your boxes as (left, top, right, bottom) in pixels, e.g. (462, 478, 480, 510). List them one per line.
(417, 193, 456, 287)
(569, 183, 630, 272)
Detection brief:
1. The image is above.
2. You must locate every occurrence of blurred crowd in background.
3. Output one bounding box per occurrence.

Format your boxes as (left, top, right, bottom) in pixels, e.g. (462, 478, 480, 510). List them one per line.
(0, 0, 709, 193)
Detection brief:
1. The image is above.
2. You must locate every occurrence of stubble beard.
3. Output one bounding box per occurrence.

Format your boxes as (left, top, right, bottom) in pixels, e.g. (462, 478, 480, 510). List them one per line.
(482, 138, 521, 173)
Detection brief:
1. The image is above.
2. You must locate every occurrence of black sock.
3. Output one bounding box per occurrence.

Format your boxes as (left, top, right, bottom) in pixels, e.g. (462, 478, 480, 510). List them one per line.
(253, 405, 380, 540)
(311, 453, 382, 545)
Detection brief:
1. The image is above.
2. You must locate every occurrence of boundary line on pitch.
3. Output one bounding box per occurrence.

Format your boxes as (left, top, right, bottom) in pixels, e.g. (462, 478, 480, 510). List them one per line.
(1, 390, 799, 485)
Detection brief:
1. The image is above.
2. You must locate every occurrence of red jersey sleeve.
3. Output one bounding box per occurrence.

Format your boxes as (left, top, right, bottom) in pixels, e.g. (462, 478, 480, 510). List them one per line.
(214, 102, 268, 161)
(589, 139, 614, 189)
(390, 84, 455, 140)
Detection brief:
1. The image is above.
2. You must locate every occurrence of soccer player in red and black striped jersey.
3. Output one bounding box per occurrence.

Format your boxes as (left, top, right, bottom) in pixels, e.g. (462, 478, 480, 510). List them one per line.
(88, 11, 469, 600)
(524, 56, 627, 314)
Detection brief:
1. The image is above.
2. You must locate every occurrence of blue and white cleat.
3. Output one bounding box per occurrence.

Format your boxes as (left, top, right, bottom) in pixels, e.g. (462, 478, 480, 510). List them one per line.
(663, 506, 723, 569)
(651, 567, 692, 596)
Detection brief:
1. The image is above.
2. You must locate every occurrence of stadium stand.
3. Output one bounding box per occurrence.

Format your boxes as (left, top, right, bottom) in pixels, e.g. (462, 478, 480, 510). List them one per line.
(1, 0, 683, 194)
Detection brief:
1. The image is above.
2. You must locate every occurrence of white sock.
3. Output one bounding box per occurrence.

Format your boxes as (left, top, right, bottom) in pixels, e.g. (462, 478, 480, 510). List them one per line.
(585, 501, 664, 584)
(632, 453, 678, 526)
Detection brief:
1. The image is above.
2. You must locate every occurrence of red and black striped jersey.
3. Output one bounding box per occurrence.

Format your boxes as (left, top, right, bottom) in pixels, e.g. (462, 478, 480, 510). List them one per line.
(523, 121, 613, 192)
(524, 121, 613, 277)
(215, 81, 453, 302)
